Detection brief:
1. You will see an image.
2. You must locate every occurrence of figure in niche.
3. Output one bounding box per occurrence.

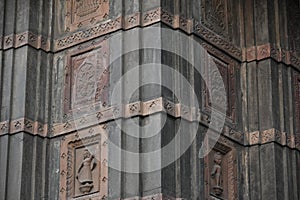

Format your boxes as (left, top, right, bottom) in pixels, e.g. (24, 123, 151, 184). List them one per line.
(76, 149, 96, 194)
(211, 151, 223, 196)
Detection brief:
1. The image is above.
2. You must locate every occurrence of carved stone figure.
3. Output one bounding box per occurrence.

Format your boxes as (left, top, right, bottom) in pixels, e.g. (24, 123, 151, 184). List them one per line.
(211, 151, 223, 195)
(76, 149, 96, 194)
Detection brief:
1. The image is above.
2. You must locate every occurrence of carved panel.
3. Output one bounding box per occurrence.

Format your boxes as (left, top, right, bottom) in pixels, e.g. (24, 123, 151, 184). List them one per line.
(64, 39, 110, 114)
(200, 0, 232, 40)
(293, 72, 300, 149)
(64, 0, 109, 32)
(204, 140, 238, 200)
(202, 54, 237, 124)
(60, 127, 108, 200)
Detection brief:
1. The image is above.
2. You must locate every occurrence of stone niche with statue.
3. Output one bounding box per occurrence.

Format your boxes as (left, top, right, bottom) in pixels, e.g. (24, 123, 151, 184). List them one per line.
(59, 127, 108, 200)
(204, 138, 238, 200)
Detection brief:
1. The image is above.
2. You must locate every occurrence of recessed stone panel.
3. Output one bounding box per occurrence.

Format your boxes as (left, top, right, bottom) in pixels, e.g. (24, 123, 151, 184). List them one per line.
(204, 139, 238, 200)
(202, 54, 237, 124)
(59, 127, 108, 200)
(64, 39, 110, 114)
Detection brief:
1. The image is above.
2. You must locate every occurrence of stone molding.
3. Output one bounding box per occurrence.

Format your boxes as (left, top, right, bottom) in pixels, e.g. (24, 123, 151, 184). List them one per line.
(52, 97, 243, 142)
(0, 118, 48, 137)
(247, 128, 299, 149)
(1, 31, 51, 51)
(0, 97, 242, 141)
(1, 101, 299, 151)
(1, 7, 300, 70)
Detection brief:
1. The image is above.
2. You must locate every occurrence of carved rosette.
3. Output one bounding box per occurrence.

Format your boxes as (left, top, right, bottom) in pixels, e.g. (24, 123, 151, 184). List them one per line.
(63, 0, 110, 32)
(204, 138, 238, 200)
(64, 39, 110, 115)
(59, 127, 108, 200)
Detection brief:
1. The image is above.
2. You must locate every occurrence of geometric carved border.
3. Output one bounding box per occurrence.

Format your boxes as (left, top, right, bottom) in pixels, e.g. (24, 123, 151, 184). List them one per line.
(204, 137, 238, 200)
(59, 126, 108, 200)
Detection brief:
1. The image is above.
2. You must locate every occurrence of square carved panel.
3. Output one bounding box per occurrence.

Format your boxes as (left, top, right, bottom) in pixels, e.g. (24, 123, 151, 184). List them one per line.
(59, 127, 108, 200)
(64, 39, 110, 114)
(204, 141, 238, 200)
(64, 0, 110, 32)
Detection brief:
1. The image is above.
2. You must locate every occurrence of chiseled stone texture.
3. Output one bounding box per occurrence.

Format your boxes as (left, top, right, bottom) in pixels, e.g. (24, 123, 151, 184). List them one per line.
(0, 0, 299, 200)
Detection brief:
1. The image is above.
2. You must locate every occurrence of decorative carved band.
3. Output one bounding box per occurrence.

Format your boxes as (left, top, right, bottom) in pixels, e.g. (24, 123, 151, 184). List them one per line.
(1, 7, 300, 71)
(0, 118, 48, 137)
(247, 128, 299, 149)
(1, 102, 299, 151)
(244, 43, 300, 68)
(194, 22, 242, 60)
(1, 31, 51, 51)
(52, 97, 243, 144)
(0, 96, 242, 144)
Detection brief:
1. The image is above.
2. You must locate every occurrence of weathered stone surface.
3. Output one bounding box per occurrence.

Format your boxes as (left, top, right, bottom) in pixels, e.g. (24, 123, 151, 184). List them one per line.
(0, 1, 299, 200)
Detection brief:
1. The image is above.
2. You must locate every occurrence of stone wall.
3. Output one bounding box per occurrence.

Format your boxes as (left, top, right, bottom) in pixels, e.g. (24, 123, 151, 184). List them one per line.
(0, 0, 299, 199)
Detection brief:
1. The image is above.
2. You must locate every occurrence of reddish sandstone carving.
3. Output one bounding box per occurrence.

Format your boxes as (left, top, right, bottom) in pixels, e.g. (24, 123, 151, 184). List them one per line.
(76, 149, 96, 194)
(211, 152, 223, 195)
(64, 39, 110, 114)
(64, 0, 110, 32)
(59, 127, 108, 200)
(204, 138, 238, 200)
